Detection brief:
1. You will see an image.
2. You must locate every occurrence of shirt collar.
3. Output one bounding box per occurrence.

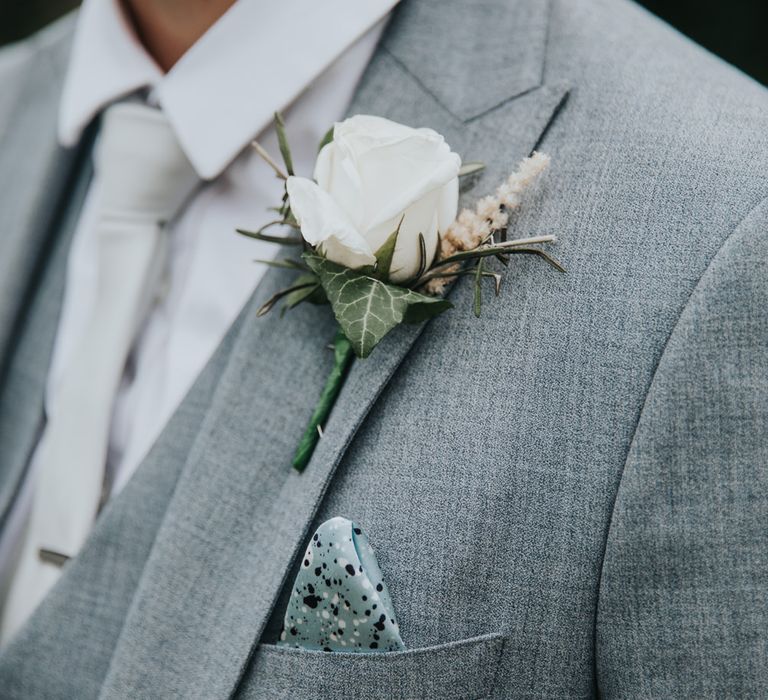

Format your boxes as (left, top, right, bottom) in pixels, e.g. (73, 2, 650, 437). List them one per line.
(59, 0, 399, 180)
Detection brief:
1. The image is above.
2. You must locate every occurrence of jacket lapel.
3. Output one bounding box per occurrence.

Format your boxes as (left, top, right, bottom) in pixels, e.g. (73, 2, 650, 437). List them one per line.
(0, 27, 91, 526)
(0, 148, 93, 531)
(0, 28, 79, 373)
(100, 1, 569, 697)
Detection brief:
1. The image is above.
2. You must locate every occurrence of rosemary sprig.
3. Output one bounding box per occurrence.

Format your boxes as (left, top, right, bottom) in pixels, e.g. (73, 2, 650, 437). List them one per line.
(253, 258, 309, 271)
(256, 282, 319, 317)
(414, 236, 563, 288)
(434, 235, 557, 266)
(236, 227, 302, 245)
(250, 141, 287, 180)
(473, 259, 484, 317)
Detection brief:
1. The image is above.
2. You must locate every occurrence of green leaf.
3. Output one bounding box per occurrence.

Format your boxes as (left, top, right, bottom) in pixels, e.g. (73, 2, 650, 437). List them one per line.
(274, 112, 295, 176)
(414, 232, 428, 283)
(488, 270, 503, 296)
(283, 273, 322, 311)
(283, 208, 298, 228)
(318, 126, 334, 153)
(304, 254, 452, 358)
(251, 141, 288, 180)
(372, 217, 402, 281)
(253, 258, 308, 271)
(236, 225, 302, 245)
(305, 285, 328, 305)
(458, 161, 485, 177)
(427, 235, 559, 268)
(256, 281, 318, 317)
(473, 260, 484, 318)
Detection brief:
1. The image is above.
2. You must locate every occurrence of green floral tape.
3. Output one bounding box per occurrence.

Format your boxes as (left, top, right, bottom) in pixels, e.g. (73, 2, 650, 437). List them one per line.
(292, 329, 355, 472)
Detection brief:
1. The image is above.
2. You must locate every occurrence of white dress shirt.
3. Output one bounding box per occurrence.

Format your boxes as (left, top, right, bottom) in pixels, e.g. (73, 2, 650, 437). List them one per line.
(0, 0, 397, 612)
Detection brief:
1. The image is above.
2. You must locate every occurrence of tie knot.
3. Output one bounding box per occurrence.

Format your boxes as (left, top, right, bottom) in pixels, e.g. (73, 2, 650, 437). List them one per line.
(95, 103, 199, 223)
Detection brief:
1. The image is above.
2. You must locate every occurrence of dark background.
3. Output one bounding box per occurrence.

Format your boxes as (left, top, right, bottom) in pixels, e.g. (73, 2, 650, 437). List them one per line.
(0, 1, 765, 86)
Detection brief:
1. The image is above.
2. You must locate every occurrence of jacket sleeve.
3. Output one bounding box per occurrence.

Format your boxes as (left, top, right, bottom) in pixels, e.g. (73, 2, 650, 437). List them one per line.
(596, 198, 768, 698)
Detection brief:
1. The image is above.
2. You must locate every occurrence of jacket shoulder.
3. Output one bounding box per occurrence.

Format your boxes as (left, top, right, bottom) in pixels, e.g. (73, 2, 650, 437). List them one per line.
(0, 12, 76, 136)
(572, 0, 768, 131)
(554, 0, 768, 149)
(547, 0, 768, 246)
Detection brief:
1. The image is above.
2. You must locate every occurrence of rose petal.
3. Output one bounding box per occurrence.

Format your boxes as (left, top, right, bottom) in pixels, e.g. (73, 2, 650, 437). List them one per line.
(437, 177, 459, 232)
(314, 142, 366, 231)
(327, 115, 461, 233)
(364, 189, 441, 283)
(286, 177, 376, 269)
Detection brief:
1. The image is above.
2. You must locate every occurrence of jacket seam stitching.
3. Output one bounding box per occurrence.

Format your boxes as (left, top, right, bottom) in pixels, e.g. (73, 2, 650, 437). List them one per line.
(378, 44, 461, 121)
(591, 190, 768, 687)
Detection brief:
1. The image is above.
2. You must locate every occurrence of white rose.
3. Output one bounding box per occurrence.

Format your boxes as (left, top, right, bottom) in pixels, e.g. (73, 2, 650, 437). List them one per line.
(286, 115, 460, 283)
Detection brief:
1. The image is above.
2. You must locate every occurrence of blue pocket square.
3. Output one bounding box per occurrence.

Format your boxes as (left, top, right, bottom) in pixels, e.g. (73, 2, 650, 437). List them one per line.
(278, 516, 405, 653)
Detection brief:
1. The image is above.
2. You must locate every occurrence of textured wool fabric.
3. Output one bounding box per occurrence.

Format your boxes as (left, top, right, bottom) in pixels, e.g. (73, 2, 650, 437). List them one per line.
(246, 634, 504, 700)
(0, 1, 766, 698)
(596, 198, 768, 698)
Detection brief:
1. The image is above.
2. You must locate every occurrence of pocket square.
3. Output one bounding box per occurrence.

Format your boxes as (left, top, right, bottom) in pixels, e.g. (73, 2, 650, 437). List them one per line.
(278, 516, 405, 653)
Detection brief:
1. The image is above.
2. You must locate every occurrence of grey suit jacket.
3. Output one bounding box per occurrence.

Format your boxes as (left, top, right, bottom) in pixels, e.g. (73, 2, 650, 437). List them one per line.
(0, 1, 765, 698)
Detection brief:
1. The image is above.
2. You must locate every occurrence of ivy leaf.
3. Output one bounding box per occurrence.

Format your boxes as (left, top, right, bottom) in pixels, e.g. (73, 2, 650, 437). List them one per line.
(372, 217, 402, 281)
(304, 254, 452, 358)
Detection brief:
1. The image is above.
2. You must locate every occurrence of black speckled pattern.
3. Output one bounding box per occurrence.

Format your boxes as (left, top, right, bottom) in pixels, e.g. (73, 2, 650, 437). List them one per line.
(278, 517, 404, 653)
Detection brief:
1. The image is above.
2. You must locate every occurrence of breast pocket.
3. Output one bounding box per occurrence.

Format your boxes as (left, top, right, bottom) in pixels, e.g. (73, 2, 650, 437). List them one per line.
(237, 633, 505, 700)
